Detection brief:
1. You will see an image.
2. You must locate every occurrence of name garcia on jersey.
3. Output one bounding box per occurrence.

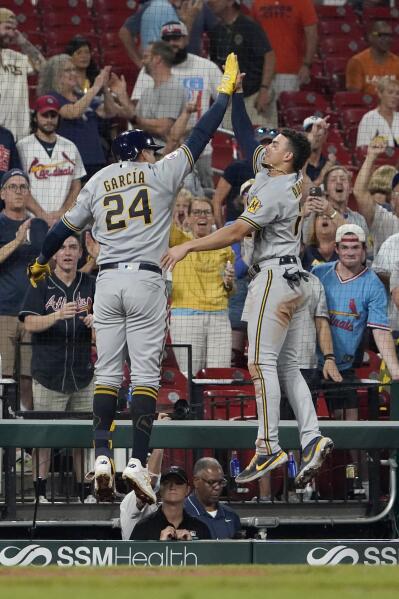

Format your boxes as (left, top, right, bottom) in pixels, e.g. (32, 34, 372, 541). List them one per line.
(104, 170, 146, 192)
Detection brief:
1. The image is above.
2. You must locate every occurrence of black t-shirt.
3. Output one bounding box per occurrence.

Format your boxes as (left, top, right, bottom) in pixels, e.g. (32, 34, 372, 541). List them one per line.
(131, 506, 211, 540)
(223, 159, 254, 222)
(209, 14, 272, 97)
(19, 272, 95, 393)
(302, 245, 338, 272)
(0, 214, 48, 315)
(306, 154, 327, 182)
(0, 125, 21, 182)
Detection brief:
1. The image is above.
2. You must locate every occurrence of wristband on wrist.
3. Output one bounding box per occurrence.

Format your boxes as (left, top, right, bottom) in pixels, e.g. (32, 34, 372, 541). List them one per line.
(324, 354, 336, 361)
(329, 210, 337, 219)
(260, 84, 269, 89)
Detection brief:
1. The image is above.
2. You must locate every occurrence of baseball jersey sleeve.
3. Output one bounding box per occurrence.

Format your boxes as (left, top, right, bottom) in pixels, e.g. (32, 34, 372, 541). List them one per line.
(367, 274, 390, 330)
(238, 180, 280, 231)
(72, 144, 86, 180)
(152, 146, 193, 193)
(19, 280, 46, 320)
(61, 180, 94, 233)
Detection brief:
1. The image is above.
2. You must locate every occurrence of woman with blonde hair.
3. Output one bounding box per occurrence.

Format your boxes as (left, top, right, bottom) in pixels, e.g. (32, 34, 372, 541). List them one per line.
(356, 77, 399, 148)
(367, 164, 397, 209)
(37, 54, 131, 178)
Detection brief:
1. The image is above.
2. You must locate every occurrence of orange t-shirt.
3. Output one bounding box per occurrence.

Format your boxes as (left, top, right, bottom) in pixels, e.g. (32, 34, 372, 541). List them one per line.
(251, 0, 317, 74)
(346, 48, 399, 95)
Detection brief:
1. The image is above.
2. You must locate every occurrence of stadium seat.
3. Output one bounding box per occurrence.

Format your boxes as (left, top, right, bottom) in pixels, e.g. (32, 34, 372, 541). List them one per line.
(326, 127, 345, 147)
(45, 12, 95, 31)
(279, 91, 330, 113)
(203, 389, 256, 420)
(355, 146, 399, 169)
(46, 29, 99, 50)
(16, 14, 41, 32)
(93, 0, 138, 14)
(281, 106, 323, 128)
(319, 20, 364, 39)
(340, 106, 369, 130)
(324, 56, 347, 94)
(315, 4, 358, 22)
(362, 6, 399, 25)
(39, 0, 92, 13)
(195, 367, 252, 381)
(333, 91, 377, 111)
(320, 37, 367, 59)
(326, 143, 353, 167)
(299, 61, 328, 94)
(212, 132, 237, 172)
(96, 12, 129, 32)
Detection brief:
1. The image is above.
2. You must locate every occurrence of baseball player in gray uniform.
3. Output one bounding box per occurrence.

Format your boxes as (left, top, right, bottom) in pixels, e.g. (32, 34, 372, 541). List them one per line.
(162, 82, 334, 489)
(27, 53, 240, 502)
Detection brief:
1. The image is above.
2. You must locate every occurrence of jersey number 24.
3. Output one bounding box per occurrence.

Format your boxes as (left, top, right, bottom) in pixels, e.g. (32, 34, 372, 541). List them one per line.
(104, 189, 152, 231)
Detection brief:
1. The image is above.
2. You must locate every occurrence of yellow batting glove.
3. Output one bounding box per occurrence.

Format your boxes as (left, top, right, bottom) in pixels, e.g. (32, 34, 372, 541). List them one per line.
(217, 53, 239, 96)
(27, 259, 51, 288)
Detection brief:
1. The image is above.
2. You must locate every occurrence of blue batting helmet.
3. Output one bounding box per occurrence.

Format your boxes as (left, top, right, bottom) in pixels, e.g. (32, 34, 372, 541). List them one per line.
(112, 129, 164, 161)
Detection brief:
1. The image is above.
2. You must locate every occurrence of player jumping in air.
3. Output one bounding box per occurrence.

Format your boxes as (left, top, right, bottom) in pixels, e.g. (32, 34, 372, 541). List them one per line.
(27, 54, 240, 503)
(162, 71, 334, 488)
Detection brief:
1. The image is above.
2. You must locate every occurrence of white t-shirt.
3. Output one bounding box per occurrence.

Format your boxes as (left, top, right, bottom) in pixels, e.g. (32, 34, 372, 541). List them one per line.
(0, 49, 32, 141)
(120, 491, 158, 540)
(356, 108, 399, 147)
(132, 53, 221, 155)
(371, 203, 399, 256)
(17, 134, 86, 212)
(372, 231, 399, 330)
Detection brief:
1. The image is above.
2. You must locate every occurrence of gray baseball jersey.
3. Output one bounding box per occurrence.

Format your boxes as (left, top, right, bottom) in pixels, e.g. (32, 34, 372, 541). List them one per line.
(62, 146, 193, 266)
(238, 146, 303, 263)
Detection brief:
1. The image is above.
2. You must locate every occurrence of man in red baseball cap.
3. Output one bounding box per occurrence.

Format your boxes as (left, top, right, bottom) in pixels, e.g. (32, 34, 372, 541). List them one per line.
(17, 95, 86, 225)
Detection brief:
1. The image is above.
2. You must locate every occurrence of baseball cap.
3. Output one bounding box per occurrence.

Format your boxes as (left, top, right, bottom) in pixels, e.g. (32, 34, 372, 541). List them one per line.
(161, 21, 188, 39)
(0, 8, 16, 23)
(34, 95, 61, 114)
(392, 172, 399, 190)
(303, 115, 323, 132)
(160, 466, 189, 484)
(0, 169, 30, 189)
(335, 224, 366, 243)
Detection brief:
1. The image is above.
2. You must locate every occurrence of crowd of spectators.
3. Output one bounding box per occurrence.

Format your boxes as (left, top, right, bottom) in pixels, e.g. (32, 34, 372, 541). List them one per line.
(1, 0, 399, 530)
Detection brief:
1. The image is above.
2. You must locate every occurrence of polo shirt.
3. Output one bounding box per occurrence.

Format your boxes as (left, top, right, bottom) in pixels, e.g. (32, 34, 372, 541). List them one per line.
(184, 493, 241, 539)
(130, 506, 211, 540)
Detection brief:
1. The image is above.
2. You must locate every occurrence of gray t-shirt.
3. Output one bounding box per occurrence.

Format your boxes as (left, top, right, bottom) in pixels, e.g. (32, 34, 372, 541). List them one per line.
(137, 75, 186, 145)
(61, 146, 193, 265)
(238, 145, 303, 262)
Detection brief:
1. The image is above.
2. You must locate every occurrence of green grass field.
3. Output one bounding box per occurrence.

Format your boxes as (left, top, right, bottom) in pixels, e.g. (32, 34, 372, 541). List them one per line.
(1, 566, 399, 599)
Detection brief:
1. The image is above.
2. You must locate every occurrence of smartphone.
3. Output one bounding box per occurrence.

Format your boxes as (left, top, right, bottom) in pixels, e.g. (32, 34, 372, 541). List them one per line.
(309, 186, 323, 197)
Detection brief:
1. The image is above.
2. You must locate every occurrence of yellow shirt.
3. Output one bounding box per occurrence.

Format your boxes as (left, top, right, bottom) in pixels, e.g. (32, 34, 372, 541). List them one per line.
(169, 224, 235, 311)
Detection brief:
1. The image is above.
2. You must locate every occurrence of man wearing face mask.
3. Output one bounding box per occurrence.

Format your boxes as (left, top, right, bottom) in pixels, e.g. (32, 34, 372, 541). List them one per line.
(131, 21, 222, 190)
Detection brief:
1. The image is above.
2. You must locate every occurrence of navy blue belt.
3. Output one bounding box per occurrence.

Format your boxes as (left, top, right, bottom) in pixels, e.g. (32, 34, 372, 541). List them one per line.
(99, 262, 162, 275)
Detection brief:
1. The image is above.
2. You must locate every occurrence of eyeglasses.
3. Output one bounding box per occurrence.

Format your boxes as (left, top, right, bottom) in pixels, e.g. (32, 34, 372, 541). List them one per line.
(392, 191, 399, 197)
(199, 477, 227, 488)
(4, 183, 29, 193)
(372, 32, 393, 38)
(192, 209, 213, 217)
(256, 127, 279, 140)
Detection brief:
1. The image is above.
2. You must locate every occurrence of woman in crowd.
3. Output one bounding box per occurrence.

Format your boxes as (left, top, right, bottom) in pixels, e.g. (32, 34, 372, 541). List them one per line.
(302, 211, 340, 271)
(356, 77, 399, 148)
(65, 35, 99, 94)
(37, 54, 131, 179)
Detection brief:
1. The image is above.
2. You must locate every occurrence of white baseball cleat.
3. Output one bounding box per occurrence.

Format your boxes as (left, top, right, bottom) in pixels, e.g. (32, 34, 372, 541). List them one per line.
(88, 455, 115, 502)
(122, 458, 157, 504)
